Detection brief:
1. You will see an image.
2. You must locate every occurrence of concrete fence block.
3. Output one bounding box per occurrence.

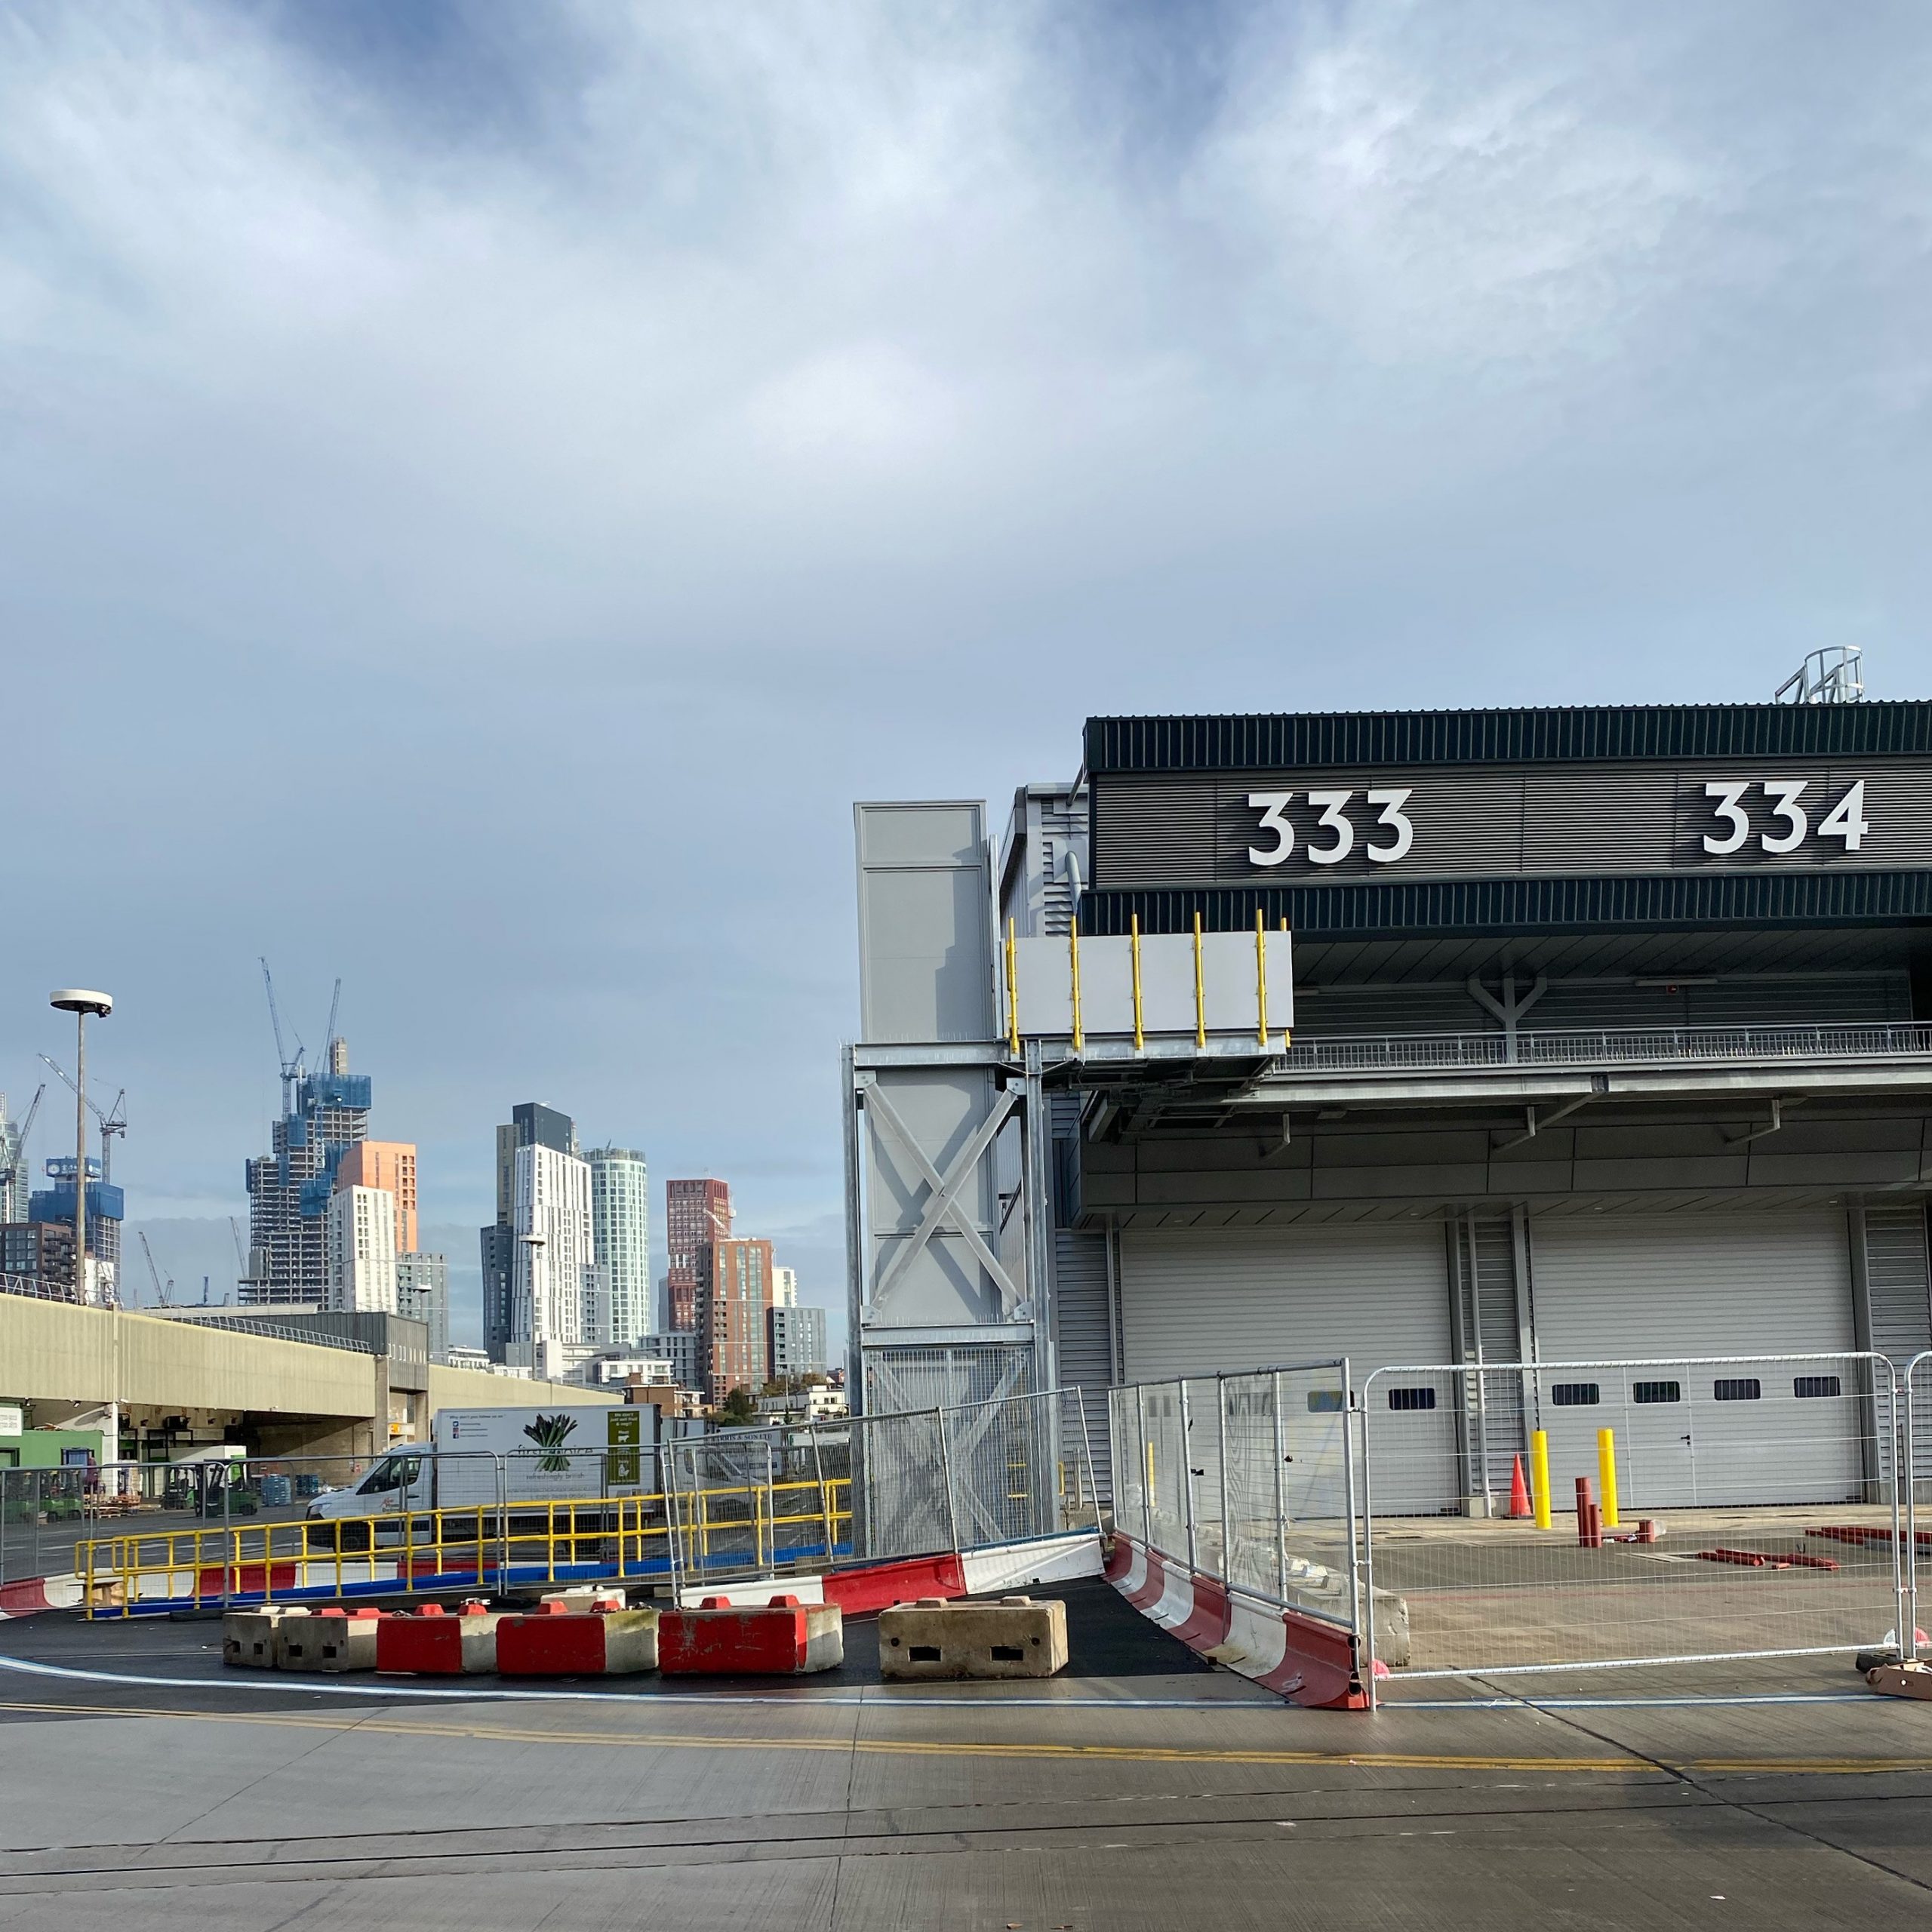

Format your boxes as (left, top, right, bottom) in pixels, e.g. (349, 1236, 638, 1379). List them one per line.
(222, 1605, 294, 1670)
(878, 1595, 1069, 1681)
(277, 1607, 382, 1672)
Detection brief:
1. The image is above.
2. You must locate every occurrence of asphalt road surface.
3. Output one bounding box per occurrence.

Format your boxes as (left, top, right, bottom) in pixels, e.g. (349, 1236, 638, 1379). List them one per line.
(1, 1583, 1928, 1930)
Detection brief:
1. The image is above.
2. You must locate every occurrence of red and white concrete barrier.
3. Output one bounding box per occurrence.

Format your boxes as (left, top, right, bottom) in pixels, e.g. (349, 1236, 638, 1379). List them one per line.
(1104, 1533, 1367, 1711)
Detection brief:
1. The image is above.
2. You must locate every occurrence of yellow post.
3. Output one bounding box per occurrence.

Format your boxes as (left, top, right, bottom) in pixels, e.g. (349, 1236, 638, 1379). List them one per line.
(1597, 1427, 1621, 1529)
(1146, 1438, 1155, 1496)
(1130, 914, 1145, 1051)
(1254, 909, 1269, 1047)
(1280, 916, 1292, 1047)
(1531, 1429, 1553, 1530)
(1005, 918, 1020, 1055)
(1192, 913, 1207, 1048)
(1069, 924, 1084, 1053)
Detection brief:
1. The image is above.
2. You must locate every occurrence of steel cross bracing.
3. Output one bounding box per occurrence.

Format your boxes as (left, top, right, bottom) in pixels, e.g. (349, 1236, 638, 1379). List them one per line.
(860, 1080, 1025, 1318)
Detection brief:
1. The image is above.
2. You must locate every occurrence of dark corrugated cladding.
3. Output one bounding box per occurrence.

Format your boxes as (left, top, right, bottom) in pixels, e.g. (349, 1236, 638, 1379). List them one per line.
(1079, 869, 1932, 937)
(1084, 702, 1932, 774)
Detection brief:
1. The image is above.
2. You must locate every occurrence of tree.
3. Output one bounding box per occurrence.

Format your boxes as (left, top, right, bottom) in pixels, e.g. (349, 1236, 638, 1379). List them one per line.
(717, 1386, 759, 1427)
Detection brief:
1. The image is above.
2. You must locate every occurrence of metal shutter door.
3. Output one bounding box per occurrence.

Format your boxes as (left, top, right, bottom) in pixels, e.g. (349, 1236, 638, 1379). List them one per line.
(1120, 1226, 1455, 1513)
(1528, 1214, 1860, 1509)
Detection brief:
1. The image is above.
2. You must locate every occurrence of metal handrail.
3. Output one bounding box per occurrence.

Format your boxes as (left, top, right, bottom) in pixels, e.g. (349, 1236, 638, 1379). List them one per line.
(78, 1476, 856, 1617)
(1272, 1022, 1932, 1075)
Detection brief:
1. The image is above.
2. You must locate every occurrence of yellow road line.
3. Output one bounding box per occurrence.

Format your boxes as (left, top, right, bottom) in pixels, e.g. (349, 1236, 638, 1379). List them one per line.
(7, 1699, 1928, 1777)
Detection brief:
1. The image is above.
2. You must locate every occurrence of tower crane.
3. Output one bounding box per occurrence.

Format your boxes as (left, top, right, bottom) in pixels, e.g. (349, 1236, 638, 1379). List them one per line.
(138, 1230, 174, 1308)
(38, 1056, 126, 1183)
(321, 977, 343, 1074)
(0, 1084, 45, 1214)
(260, 958, 306, 1112)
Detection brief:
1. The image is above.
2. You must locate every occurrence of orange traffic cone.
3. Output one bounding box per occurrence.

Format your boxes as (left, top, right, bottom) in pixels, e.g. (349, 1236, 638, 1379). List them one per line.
(1506, 1454, 1533, 1519)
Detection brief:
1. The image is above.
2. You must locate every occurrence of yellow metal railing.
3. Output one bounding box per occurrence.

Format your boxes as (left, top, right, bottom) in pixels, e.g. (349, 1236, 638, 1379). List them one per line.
(78, 1478, 853, 1617)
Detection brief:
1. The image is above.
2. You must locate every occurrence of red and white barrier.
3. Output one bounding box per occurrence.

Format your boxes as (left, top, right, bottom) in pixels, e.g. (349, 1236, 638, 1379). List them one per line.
(1104, 1533, 1367, 1711)
(676, 1531, 1102, 1614)
(0, 1572, 83, 1617)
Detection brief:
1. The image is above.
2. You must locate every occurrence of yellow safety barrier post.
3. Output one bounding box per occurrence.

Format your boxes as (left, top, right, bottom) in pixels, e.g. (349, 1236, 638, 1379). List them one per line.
(1280, 916, 1292, 1046)
(1005, 918, 1020, 1055)
(1531, 1429, 1553, 1530)
(1192, 913, 1207, 1048)
(1069, 924, 1084, 1053)
(1597, 1427, 1621, 1529)
(1254, 910, 1269, 1048)
(1130, 914, 1145, 1051)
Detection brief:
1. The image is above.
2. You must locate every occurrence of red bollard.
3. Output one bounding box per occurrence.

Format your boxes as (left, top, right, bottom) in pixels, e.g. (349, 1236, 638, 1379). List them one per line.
(1576, 1476, 1603, 1549)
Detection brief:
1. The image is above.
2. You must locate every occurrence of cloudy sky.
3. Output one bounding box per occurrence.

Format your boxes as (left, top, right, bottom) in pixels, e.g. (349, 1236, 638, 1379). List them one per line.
(2, 2, 1927, 1344)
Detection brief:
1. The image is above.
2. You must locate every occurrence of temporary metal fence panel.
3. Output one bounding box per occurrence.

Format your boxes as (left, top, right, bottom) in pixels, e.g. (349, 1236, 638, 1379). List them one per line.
(1910, 1352, 1930, 1658)
(1109, 1362, 1362, 1637)
(1359, 1354, 1907, 1694)
(663, 1389, 1096, 1589)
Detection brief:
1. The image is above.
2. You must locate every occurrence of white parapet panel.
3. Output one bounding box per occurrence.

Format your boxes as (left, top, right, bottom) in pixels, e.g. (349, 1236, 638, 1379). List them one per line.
(1010, 929, 1292, 1047)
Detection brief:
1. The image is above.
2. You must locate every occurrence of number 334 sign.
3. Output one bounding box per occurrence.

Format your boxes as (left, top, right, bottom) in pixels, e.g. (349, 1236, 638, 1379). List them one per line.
(1701, 780, 1868, 855)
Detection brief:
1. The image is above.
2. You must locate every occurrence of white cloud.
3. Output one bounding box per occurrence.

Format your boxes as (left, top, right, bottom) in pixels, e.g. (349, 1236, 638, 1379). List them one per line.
(0, 0, 1927, 1330)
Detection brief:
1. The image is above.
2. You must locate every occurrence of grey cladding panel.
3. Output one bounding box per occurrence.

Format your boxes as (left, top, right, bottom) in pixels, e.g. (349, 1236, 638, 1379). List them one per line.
(855, 802, 995, 1042)
(1094, 759, 1932, 891)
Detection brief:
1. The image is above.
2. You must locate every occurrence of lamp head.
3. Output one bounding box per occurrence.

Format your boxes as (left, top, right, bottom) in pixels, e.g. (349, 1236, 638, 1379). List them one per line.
(50, 989, 113, 1019)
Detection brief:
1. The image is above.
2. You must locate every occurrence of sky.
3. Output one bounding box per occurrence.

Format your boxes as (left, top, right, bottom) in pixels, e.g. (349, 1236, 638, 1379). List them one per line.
(2, 2, 1928, 1348)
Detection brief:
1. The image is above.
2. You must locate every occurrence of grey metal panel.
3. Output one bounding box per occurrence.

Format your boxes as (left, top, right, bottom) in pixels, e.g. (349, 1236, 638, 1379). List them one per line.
(1864, 1204, 1932, 1363)
(863, 1069, 1001, 1327)
(1098, 777, 1219, 887)
(854, 802, 994, 1043)
(1118, 1225, 1455, 1512)
(1053, 1228, 1114, 1499)
(1093, 758, 1932, 891)
(1526, 1213, 1860, 1507)
(1862, 1203, 1932, 1484)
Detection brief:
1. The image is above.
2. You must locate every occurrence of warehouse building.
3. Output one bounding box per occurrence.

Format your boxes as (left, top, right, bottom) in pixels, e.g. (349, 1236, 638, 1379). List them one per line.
(845, 672, 1932, 1509)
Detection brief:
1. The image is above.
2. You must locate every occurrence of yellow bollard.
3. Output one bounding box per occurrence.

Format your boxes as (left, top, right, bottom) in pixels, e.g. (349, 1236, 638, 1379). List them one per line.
(1597, 1427, 1621, 1529)
(1531, 1429, 1552, 1530)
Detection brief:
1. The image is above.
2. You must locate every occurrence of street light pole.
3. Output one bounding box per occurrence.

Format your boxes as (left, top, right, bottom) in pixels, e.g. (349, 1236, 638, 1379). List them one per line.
(49, 992, 112, 1306)
(51, 991, 114, 1487)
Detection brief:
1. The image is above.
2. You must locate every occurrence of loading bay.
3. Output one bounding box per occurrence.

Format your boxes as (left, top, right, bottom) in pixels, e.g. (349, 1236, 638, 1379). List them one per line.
(1, 1583, 1929, 1930)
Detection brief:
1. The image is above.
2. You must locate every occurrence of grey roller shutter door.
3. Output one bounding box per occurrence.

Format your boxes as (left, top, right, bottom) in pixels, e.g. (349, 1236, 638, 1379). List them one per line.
(1527, 1214, 1860, 1509)
(1119, 1226, 1455, 1513)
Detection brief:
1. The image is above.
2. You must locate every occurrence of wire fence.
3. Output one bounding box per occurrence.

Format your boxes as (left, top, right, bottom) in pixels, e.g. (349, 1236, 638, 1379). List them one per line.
(1109, 1362, 1366, 1639)
(1110, 1352, 1929, 1703)
(1358, 1355, 1909, 1690)
(665, 1386, 1098, 1589)
(61, 1389, 1100, 1614)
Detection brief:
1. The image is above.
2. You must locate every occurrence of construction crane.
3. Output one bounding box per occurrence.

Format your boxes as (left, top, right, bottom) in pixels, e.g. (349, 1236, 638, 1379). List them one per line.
(260, 958, 307, 1112)
(38, 1055, 126, 1183)
(321, 977, 343, 1075)
(138, 1230, 174, 1308)
(0, 1084, 45, 1215)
